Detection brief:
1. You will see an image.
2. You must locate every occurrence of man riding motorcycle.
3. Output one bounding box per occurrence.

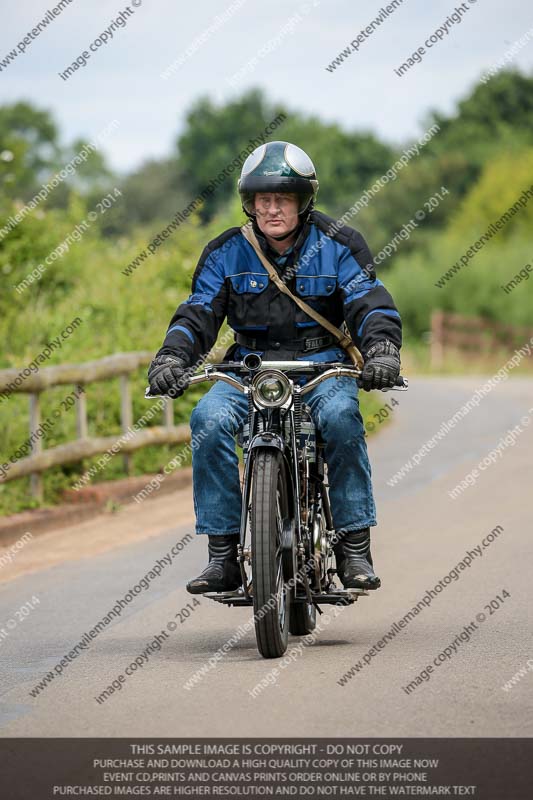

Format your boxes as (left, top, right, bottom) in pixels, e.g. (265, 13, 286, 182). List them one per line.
(148, 141, 402, 595)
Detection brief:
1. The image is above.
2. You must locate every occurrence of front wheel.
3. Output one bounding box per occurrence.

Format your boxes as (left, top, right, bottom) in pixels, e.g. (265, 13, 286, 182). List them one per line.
(251, 448, 291, 658)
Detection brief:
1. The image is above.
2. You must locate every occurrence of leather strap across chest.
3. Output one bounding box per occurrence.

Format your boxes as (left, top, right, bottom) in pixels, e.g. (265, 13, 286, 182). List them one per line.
(240, 222, 363, 368)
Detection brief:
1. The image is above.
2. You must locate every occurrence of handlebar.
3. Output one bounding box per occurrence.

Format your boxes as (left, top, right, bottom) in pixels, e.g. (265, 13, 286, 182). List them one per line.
(145, 360, 408, 399)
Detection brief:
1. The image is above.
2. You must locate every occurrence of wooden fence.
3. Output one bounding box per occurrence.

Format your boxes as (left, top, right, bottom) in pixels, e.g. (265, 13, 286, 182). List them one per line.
(0, 352, 190, 500)
(430, 311, 533, 368)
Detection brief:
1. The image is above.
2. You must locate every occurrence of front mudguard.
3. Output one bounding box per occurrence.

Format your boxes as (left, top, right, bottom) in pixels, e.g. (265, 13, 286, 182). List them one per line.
(248, 432, 284, 453)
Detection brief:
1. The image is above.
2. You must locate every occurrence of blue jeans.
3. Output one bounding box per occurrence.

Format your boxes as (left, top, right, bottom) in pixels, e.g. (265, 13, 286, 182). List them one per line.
(189, 371, 377, 536)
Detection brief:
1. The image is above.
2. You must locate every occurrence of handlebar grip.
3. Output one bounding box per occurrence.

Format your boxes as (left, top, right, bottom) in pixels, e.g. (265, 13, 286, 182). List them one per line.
(144, 386, 184, 399)
(356, 375, 408, 391)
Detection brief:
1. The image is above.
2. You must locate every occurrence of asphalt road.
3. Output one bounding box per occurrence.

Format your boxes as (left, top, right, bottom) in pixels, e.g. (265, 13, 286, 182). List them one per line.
(1, 376, 532, 737)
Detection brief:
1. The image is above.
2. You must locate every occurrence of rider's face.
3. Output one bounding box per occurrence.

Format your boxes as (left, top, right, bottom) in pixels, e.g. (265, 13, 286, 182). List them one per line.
(253, 193, 299, 239)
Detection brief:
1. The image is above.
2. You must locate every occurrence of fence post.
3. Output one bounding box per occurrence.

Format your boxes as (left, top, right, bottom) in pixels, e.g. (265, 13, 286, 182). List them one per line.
(120, 375, 133, 475)
(75, 384, 88, 438)
(29, 392, 43, 501)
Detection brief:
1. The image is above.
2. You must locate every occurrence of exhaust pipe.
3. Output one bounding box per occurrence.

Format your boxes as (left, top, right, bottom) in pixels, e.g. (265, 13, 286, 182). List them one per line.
(242, 352, 262, 372)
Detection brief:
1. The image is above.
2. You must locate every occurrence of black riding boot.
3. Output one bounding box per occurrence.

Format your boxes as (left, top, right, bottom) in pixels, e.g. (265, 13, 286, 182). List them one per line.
(186, 534, 242, 594)
(333, 528, 381, 590)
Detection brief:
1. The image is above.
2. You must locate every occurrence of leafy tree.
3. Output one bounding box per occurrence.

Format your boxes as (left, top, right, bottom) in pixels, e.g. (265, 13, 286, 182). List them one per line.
(103, 157, 188, 235)
(429, 69, 533, 150)
(0, 102, 59, 201)
(449, 147, 533, 238)
(355, 69, 533, 260)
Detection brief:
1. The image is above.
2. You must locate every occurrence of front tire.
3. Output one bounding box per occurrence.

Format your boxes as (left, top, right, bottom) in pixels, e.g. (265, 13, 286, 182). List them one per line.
(251, 449, 291, 658)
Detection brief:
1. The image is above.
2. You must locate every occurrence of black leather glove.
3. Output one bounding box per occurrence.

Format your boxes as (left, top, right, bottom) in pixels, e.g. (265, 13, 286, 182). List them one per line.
(147, 354, 189, 397)
(360, 340, 400, 391)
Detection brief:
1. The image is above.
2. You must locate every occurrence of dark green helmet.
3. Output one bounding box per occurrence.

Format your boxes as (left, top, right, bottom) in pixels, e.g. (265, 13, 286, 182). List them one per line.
(238, 141, 319, 217)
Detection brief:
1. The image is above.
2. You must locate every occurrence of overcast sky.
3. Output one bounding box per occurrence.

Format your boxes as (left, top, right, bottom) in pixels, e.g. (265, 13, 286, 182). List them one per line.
(2, 0, 533, 173)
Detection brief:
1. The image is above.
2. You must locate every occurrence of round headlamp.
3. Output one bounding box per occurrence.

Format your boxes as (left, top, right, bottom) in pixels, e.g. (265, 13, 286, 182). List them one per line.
(252, 370, 291, 408)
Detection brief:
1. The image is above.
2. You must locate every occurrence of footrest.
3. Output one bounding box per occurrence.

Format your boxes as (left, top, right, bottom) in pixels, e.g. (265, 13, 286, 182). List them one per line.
(311, 588, 369, 605)
(204, 589, 253, 606)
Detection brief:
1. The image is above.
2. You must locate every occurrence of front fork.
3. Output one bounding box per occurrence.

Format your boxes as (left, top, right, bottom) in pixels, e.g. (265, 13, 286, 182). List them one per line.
(237, 446, 255, 600)
(289, 415, 315, 607)
(237, 404, 310, 604)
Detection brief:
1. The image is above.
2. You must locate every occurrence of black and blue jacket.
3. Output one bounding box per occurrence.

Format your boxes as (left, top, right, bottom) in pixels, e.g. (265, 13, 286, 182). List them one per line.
(157, 210, 402, 365)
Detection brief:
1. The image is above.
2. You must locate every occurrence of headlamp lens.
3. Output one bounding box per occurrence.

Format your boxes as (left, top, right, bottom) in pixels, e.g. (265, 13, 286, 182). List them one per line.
(253, 371, 291, 407)
(258, 378, 285, 403)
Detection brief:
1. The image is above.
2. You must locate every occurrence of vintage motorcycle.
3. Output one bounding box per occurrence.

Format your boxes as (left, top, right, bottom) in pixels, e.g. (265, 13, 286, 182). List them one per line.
(147, 356, 407, 658)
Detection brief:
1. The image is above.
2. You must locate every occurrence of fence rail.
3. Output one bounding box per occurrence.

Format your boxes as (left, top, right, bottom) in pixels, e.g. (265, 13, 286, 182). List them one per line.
(430, 310, 533, 368)
(0, 351, 188, 500)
